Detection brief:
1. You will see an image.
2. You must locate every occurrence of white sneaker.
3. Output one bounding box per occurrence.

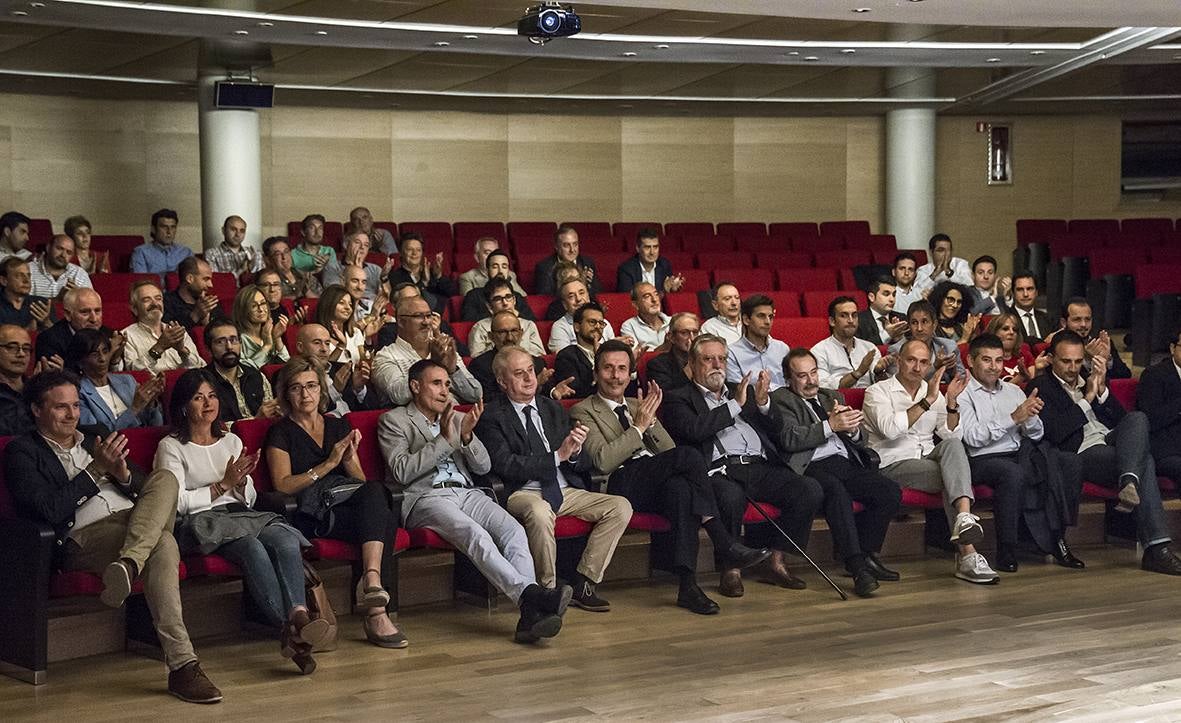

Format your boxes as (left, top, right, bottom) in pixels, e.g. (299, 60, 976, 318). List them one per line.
(955, 552, 999, 585)
(950, 512, 984, 546)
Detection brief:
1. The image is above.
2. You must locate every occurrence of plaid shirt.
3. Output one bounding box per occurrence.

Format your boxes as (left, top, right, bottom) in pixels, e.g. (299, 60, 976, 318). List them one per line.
(205, 242, 262, 277)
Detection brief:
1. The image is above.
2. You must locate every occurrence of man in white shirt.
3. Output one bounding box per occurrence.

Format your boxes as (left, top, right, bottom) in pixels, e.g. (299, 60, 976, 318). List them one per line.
(468, 277, 544, 357)
(29, 234, 91, 300)
(726, 293, 789, 391)
(620, 282, 670, 352)
(959, 333, 1082, 573)
(813, 296, 889, 389)
(121, 280, 203, 374)
(547, 278, 618, 353)
(372, 295, 481, 406)
(965, 255, 1010, 315)
(204, 215, 262, 278)
(863, 338, 998, 584)
(915, 233, 972, 293)
(701, 282, 743, 344)
(891, 252, 923, 315)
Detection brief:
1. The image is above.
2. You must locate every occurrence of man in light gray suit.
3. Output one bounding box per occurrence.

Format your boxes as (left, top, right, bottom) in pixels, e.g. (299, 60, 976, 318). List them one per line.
(378, 358, 573, 644)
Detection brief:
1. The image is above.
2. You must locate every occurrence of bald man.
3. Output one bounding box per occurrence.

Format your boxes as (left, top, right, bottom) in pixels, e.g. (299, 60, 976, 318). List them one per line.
(29, 233, 92, 300)
(36, 287, 105, 363)
(204, 215, 261, 278)
(296, 322, 379, 414)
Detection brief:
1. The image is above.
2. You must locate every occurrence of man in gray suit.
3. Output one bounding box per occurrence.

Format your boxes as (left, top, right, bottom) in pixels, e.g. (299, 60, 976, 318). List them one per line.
(378, 359, 573, 644)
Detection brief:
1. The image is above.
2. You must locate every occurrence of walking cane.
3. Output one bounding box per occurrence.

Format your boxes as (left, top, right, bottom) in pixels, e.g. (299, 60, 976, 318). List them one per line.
(745, 497, 848, 601)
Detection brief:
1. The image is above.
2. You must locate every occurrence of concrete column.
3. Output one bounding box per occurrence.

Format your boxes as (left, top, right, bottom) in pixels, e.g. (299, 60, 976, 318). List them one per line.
(197, 71, 262, 253)
(885, 64, 937, 251)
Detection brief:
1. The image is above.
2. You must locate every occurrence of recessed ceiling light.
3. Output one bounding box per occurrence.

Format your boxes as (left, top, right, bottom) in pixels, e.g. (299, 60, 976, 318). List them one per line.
(986, 57, 1001, 63)
(841, 48, 856, 54)
(463, 34, 479, 39)
(314, 30, 328, 36)
(621, 51, 637, 57)
(852, 7, 871, 13)
(654, 44, 670, 50)
(257, 21, 274, 27)
(804, 56, 820, 61)
(1029, 50, 1046, 55)
(433, 41, 450, 47)
(10, 10, 27, 16)
(29, 2, 46, 7)
(233, 30, 249, 36)
(907, 0, 923, 3)
(786, 51, 800, 56)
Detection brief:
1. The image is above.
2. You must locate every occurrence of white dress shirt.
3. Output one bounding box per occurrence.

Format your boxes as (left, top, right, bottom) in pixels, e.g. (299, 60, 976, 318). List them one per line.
(893, 284, 923, 315)
(811, 335, 881, 389)
(508, 397, 573, 490)
(547, 313, 615, 353)
(28, 257, 91, 299)
(958, 375, 1043, 456)
(620, 313, 670, 351)
(154, 433, 257, 515)
(1055, 372, 1110, 453)
(121, 321, 203, 374)
(862, 375, 961, 467)
(44, 431, 134, 537)
(701, 315, 742, 345)
(915, 256, 973, 292)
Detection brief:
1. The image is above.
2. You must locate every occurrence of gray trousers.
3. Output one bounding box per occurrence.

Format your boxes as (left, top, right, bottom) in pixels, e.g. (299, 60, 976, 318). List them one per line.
(406, 488, 536, 603)
(882, 438, 974, 528)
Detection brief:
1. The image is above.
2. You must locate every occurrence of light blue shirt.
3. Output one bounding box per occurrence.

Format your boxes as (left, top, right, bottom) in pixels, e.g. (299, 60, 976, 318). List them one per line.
(726, 334, 789, 391)
(958, 375, 1044, 456)
(417, 409, 467, 487)
(695, 384, 766, 461)
(130, 242, 193, 275)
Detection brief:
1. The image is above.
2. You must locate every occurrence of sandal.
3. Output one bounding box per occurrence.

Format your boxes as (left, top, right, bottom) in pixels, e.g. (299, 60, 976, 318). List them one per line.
(355, 568, 391, 608)
(363, 611, 408, 649)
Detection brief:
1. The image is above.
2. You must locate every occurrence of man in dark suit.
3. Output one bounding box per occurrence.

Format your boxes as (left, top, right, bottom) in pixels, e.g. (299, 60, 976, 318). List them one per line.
(1053, 297, 1131, 379)
(661, 333, 823, 597)
(572, 340, 770, 615)
(4, 370, 222, 703)
(470, 311, 574, 404)
(770, 348, 901, 597)
(533, 224, 600, 296)
(1003, 271, 1051, 343)
(1028, 330, 1181, 575)
(855, 276, 907, 346)
(615, 228, 684, 295)
(1137, 327, 1181, 483)
(553, 301, 621, 400)
(476, 346, 632, 611)
(460, 251, 535, 322)
(35, 287, 105, 363)
(646, 312, 698, 391)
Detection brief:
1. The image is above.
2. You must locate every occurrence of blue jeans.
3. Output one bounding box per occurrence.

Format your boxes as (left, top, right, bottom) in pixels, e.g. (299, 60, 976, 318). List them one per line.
(219, 523, 306, 627)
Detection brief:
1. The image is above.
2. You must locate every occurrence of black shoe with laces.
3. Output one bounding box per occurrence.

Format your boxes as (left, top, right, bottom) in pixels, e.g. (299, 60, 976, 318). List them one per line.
(1142, 544, 1181, 576)
(570, 575, 611, 612)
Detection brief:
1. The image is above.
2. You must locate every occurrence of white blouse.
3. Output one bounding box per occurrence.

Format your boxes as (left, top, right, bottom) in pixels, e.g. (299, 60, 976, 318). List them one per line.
(154, 433, 257, 516)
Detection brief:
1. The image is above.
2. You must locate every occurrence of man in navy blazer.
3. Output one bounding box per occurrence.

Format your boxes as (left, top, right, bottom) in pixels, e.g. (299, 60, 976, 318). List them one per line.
(1137, 327, 1181, 483)
(475, 345, 632, 612)
(532, 225, 600, 296)
(1027, 330, 1181, 576)
(615, 228, 684, 295)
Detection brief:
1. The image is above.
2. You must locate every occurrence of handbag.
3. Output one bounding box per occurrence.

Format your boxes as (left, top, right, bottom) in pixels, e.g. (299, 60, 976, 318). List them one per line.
(297, 473, 364, 534)
(302, 561, 338, 652)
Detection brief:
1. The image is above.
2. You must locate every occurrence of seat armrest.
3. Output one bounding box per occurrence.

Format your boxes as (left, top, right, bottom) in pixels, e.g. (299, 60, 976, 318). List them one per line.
(255, 491, 296, 520)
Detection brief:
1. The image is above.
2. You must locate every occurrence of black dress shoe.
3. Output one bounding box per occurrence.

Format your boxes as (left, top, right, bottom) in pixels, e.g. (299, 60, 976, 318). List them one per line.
(525, 583, 573, 616)
(864, 553, 901, 582)
(570, 576, 611, 612)
(676, 584, 720, 615)
(723, 543, 772, 571)
(1051, 539, 1085, 569)
(995, 548, 1019, 573)
(1142, 544, 1181, 576)
(513, 607, 563, 644)
(852, 569, 879, 598)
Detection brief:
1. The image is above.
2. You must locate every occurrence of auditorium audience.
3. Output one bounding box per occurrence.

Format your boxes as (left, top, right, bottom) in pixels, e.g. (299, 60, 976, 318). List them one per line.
(349, 206, 397, 255)
(374, 282, 468, 355)
(36, 287, 103, 362)
(966, 255, 1008, 315)
(372, 294, 481, 406)
(0, 256, 53, 331)
(321, 229, 388, 299)
(1053, 297, 1132, 379)
(814, 296, 888, 389)
(290, 214, 334, 275)
(855, 276, 906, 346)
(548, 278, 620, 353)
(63, 214, 109, 274)
(4, 370, 222, 703)
(164, 256, 225, 331)
(891, 252, 922, 315)
(204, 215, 261, 278)
(726, 294, 789, 391)
(122, 280, 203, 373)
(0, 210, 32, 261)
(460, 250, 532, 321)
(29, 234, 91, 300)
(387, 232, 455, 313)
(615, 228, 684, 294)
(619, 282, 670, 352)
(863, 339, 998, 584)
(533, 224, 600, 296)
(204, 320, 281, 421)
(1028, 330, 1181, 575)
(1137, 327, 1181, 484)
(66, 327, 163, 429)
(315, 284, 364, 365)
(231, 285, 289, 369)
(155, 369, 325, 673)
(459, 238, 526, 298)
(295, 322, 378, 415)
(1006, 271, 1050, 343)
(915, 232, 972, 292)
(476, 345, 631, 611)
(887, 300, 964, 383)
(645, 312, 698, 392)
(469, 310, 571, 405)
(930, 281, 980, 344)
(468, 277, 544, 357)
(0, 324, 40, 435)
(700, 281, 743, 344)
(543, 261, 585, 320)
(255, 268, 301, 325)
(380, 360, 573, 643)
(771, 348, 902, 597)
(131, 208, 192, 275)
(553, 302, 614, 400)
(265, 357, 407, 647)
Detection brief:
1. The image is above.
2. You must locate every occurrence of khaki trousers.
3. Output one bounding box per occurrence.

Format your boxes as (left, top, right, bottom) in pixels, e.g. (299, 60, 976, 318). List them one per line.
(507, 487, 632, 588)
(64, 469, 196, 671)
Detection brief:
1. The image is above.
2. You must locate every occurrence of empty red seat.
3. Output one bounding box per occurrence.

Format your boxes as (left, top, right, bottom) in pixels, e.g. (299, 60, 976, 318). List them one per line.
(665, 292, 700, 316)
(1048, 235, 1095, 261)
(344, 409, 386, 482)
(1150, 245, 1181, 264)
(90, 234, 145, 272)
(661, 251, 694, 270)
(597, 292, 634, 330)
(398, 222, 453, 252)
(453, 222, 507, 250)
(1068, 219, 1120, 242)
(716, 222, 767, 240)
(679, 235, 734, 253)
(777, 268, 838, 291)
(842, 387, 866, 410)
(862, 234, 898, 253)
(771, 317, 831, 347)
(755, 252, 812, 269)
(1109, 378, 1137, 409)
(676, 269, 711, 291)
(802, 290, 864, 318)
(1135, 264, 1181, 298)
(612, 222, 663, 241)
(524, 294, 553, 320)
(792, 235, 844, 254)
(736, 235, 790, 253)
(1120, 218, 1173, 240)
(760, 291, 802, 317)
(820, 220, 871, 241)
(507, 221, 556, 243)
(449, 321, 475, 346)
(513, 235, 554, 257)
(697, 251, 752, 270)
(769, 222, 819, 241)
(666, 222, 714, 239)
(1015, 219, 1067, 245)
(814, 249, 872, 270)
(27, 218, 53, 245)
(712, 268, 773, 292)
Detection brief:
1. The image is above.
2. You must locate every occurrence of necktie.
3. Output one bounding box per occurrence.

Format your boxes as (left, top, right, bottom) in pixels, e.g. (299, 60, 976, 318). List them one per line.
(807, 397, 827, 422)
(1024, 312, 1038, 338)
(614, 404, 631, 431)
(524, 405, 563, 513)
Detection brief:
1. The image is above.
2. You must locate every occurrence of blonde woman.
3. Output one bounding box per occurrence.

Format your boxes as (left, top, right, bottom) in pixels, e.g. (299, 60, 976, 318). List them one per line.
(232, 284, 289, 369)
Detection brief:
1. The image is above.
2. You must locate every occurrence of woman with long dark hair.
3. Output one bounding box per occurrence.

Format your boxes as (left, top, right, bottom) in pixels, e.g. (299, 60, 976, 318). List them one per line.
(930, 281, 980, 344)
(314, 284, 365, 364)
(154, 368, 327, 673)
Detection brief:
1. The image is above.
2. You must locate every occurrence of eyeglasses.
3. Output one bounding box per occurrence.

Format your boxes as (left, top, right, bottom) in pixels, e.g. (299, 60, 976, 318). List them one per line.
(492, 327, 522, 335)
(287, 381, 321, 396)
(489, 294, 514, 304)
(398, 313, 432, 322)
(582, 319, 607, 327)
(945, 297, 963, 307)
(0, 342, 32, 355)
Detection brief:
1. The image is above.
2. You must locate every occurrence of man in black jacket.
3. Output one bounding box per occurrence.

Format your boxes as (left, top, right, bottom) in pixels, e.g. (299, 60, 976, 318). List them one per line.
(4, 371, 222, 702)
(1137, 327, 1181, 483)
(645, 312, 698, 392)
(1052, 297, 1132, 379)
(0, 323, 48, 435)
(204, 321, 281, 421)
(553, 302, 604, 399)
(162, 256, 224, 331)
(1027, 331, 1181, 575)
(615, 228, 684, 295)
(35, 287, 104, 363)
(661, 333, 823, 597)
(532, 225, 600, 297)
(855, 276, 907, 347)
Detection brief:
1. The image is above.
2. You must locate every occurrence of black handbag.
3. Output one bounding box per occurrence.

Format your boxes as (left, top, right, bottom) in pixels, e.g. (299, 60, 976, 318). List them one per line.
(298, 474, 364, 534)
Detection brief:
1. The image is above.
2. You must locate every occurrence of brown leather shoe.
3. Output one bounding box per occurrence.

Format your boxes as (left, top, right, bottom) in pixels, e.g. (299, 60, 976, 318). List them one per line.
(718, 569, 744, 598)
(760, 551, 807, 590)
(168, 661, 223, 704)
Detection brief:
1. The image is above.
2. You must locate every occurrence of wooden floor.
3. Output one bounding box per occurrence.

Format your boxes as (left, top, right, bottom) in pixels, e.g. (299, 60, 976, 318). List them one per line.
(5, 546, 1181, 722)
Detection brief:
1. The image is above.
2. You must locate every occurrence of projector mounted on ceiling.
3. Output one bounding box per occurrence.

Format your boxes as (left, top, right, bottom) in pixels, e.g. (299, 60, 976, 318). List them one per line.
(517, 2, 581, 46)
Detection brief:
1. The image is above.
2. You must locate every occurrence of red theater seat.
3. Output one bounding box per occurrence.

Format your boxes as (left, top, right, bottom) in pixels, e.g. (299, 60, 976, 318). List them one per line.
(508, 221, 557, 243)
(399, 222, 453, 251)
(769, 222, 819, 241)
(613, 222, 663, 240)
(778, 268, 838, 291)
(802, 290, 864, 317)
(820, 220, 871, 241)
(756, 252, 812, 269)
(713, 268, 773, 292)
(628, 512, 672, 533)
(345, 410, 385, 482)
(1016, 219, 1067, 245)
(453, 222, 507, 249)
(743, 501, 782, 524)
(408, 528, 454, 550)
(772, 317, 831, 347)
(697, 252, 752, 270)
(716, 222, 767, 240)
(761, 290, 802, 317)
(814, 249, 872, 270)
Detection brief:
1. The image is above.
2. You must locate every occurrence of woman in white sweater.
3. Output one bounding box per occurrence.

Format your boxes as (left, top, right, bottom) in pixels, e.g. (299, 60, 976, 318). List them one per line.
(155, 369, 327, 674)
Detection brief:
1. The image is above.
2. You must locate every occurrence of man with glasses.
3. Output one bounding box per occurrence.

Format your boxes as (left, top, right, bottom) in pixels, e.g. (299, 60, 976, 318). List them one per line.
(645, 312, 698, 392)
(0, 256, 53, 331)
(203, 320, 281, 422)
(470, 310, 572, 405)
(262, 236, 316, 300)
(0, 323, 47, 434)
(461, 250, 531, 322)
(374, 282, 468, 356)
(726, 294, 789, 392)
(254, 269, 303, 325)
(554, 302, 621, 400)
(548, 278, 626, 353)
(373, 295, 481, 405)
(468, 278, 544, 357)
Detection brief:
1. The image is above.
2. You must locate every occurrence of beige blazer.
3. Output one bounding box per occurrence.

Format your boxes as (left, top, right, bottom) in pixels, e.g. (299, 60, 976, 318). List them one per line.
(570, 394, 675, 475)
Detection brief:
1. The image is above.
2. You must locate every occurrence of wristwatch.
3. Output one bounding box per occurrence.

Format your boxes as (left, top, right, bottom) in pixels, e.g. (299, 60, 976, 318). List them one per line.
(309, 470, 320, 482)
(148, 347, 163, 361)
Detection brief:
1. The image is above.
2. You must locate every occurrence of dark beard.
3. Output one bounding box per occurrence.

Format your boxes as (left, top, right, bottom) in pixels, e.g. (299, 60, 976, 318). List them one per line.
(216, 352, 240, 369)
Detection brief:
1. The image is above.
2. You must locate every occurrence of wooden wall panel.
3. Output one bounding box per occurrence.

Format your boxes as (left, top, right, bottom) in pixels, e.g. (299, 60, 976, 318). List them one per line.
(507, 114, 621, 222)
(621, 117, 735, 222)
(391, 111, 507, 221)
(733, 117, 854, 223)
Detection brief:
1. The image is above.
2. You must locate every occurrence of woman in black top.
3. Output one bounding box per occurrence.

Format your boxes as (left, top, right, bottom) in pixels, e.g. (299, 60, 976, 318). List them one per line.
(264, 357, 407, 649)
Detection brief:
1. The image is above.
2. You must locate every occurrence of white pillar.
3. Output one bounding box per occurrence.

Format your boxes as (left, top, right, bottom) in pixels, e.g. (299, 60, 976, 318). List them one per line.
(884, 50, 937, 251)
(198, 72, 262, 253)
